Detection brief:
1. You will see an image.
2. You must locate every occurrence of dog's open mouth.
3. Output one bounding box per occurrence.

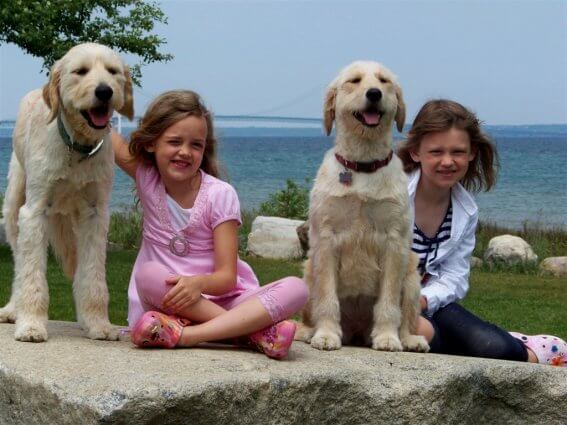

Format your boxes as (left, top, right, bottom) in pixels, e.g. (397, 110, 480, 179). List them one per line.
(81, 105, 112, 130)
(353, 107, 382, 127)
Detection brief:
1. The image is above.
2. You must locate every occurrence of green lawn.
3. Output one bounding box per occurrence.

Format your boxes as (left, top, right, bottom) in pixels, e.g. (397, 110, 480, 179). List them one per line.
(0, 246, 564, 339)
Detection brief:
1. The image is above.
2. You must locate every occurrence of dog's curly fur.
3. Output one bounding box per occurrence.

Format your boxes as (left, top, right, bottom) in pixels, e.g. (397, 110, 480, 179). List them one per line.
(295, 61, 429, 352)
(0, 43, 133, 342)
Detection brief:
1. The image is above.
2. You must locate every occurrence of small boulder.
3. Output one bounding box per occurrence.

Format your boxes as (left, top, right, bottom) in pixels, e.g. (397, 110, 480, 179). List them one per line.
(484, 235, 538, 265)
(0, 218, 6, 246)
(539, 257, 567, 277)
(470, 256, 483, 269)
(106, 241, 123, 252)
(247, 216, 305, 260)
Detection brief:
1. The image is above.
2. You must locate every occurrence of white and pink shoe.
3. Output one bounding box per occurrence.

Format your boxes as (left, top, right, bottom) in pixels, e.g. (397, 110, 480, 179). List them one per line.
(510, 332, 567, 367)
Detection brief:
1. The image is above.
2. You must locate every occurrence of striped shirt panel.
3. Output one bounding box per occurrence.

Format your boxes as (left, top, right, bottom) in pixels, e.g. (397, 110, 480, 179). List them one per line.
(412, 203, 453, 277)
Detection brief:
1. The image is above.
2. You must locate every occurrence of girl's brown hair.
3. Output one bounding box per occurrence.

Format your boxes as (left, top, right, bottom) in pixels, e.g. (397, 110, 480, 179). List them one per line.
(129, 90, 221, 178)
(397, 99, 499, 192)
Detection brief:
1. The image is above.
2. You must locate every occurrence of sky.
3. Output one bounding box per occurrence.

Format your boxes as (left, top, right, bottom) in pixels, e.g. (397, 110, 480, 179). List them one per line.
(0, 0, 566, 125)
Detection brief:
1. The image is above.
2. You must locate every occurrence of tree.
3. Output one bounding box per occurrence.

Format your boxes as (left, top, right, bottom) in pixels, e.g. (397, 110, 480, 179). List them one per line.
(0, 0, 173, 85)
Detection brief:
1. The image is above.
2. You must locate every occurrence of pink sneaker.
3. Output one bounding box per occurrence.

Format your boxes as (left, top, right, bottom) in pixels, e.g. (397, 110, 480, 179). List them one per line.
(131, 311, 190, 348)
(510, 332, 567, 367)
(248, 320, 297, 359)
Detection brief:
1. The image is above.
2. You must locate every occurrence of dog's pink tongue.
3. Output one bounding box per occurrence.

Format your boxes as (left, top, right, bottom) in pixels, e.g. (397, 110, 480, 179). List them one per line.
(88, 110, 111, 127)
(362, 112, 380, 125)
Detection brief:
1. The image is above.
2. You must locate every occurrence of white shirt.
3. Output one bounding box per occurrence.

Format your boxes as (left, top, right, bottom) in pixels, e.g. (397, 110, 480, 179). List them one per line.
(407, 169, 479, 316)
(166, 194, 192, 231)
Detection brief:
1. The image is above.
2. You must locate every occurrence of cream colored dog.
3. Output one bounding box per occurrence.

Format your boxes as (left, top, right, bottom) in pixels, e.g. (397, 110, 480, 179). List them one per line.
(0, 43, 133, 342)
(296, 61, 428, 352)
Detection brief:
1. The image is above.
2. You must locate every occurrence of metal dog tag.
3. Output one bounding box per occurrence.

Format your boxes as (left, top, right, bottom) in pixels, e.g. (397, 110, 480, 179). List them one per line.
(339, 170, 352, 186)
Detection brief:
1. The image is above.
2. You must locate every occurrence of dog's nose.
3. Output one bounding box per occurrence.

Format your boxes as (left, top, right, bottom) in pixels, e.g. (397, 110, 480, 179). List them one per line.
(95, 85, 113, 102)
(366, 88, 382, 103)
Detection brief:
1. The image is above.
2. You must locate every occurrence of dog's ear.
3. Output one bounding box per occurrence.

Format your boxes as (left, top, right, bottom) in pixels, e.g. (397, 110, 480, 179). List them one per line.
(117, 65, 134, 121)
(323, 85, 337, 136)
(394, 83, 406, 133)
(42, 61, 62, 123)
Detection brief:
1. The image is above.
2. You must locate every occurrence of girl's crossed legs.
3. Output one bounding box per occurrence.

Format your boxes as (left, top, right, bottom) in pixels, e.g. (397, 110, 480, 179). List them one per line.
(133, 261, 308, 347)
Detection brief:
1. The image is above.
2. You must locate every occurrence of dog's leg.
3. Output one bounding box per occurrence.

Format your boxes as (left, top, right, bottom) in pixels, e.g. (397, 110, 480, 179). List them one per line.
(72, 184, 118, 340)
(370, 237, 404, 351)
(399, 254, 429, 352)
(0, 153, 26, 324)
(13, 200, 50, 342)
(295, 258, 315, 342)
(309, 235, 343, 350)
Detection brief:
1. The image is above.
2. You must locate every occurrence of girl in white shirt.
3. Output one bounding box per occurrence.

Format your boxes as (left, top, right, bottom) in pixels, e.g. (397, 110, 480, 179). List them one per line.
(397, 99, 565, 367)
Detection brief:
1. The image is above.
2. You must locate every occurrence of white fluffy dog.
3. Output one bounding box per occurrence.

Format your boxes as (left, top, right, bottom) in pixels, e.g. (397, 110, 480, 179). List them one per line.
(0, 43, 133, 342)
(296, 61, 429, 352)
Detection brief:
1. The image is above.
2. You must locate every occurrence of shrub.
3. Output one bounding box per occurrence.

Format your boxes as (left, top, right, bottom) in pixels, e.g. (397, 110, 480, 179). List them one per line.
(258, 179, 309, 221)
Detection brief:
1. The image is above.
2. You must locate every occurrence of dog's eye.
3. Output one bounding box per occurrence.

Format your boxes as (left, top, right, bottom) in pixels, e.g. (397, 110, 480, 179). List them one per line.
(73, 67, 89, 76)
(379, 77, 390, 84)
(349, 78, 361, 84)
(107, 67, 118, 75)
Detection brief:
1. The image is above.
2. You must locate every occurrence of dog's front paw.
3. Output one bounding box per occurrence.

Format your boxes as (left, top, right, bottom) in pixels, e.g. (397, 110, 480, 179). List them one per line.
(311, 330, 342, 350)
(401, 334, 430, 353)
(0, 303, 16, 323)
(294, 322, 315, 343)
(85, 322, 120, 341)
(372, 333, 403, 352)
(15, 320, 48, 342)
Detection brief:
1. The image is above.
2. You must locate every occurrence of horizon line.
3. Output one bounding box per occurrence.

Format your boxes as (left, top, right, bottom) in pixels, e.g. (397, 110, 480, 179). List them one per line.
(1, 115, 567, 127)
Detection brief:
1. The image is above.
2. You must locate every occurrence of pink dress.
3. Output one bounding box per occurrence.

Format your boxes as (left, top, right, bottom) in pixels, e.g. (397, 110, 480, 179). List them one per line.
(127, 163, 260, 326)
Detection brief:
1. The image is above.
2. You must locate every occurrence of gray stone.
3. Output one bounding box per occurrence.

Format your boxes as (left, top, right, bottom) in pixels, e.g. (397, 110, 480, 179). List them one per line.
(247, 216, 305, 260)
(540, 257, 567, 277)
(0, 218, 6, 246)
(484, 234, 538, 265)
(0, 321, 566, 424)
(470, 256, 483, 268)
(106, 241, 123, 252)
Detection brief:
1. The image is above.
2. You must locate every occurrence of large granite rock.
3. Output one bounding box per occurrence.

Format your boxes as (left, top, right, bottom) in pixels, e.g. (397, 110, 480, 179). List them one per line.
(0, 321, 565, 424)
(484, 235, 538, 265)
(247, 216, 305, 260)
(539, 257, 567, 277)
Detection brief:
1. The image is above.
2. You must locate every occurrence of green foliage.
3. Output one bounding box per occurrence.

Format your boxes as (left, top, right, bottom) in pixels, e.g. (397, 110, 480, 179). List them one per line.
(108, 206, 142, 249)
(258, 179, 309, 221)
(0, 0, 172, 84)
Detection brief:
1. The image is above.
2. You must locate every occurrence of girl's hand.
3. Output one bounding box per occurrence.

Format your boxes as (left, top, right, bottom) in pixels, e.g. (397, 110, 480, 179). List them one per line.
(419, 296, 428, 312)
(162, 275, 203, 313)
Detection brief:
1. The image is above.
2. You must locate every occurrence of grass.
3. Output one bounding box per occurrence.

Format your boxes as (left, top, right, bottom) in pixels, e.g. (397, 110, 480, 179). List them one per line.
(0, 245, 564, 339)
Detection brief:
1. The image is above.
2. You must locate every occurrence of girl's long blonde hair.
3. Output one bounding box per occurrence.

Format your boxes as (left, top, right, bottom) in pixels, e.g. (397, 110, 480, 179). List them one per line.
(397, 99, 499, 192)
(129, 90, 221, 178)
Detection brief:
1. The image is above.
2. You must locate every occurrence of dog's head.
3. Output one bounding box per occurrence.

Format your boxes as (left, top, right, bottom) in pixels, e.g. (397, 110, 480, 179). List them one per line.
(323, 61, 405, 138)
(42, 42, 134, 138)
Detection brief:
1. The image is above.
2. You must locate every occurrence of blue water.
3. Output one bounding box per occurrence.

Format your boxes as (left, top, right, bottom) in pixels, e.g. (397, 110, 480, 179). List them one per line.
(0, 123, 565, 229)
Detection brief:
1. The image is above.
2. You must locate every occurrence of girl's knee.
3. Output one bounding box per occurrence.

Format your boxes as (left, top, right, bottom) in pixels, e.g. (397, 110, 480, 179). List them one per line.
(283, 276, 309, 308)
(417, 316, 435, 343)
(135, 261, 172, 305)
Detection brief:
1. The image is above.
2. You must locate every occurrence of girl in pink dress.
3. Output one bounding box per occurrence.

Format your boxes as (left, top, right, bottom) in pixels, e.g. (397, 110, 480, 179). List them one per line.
(111, 90, 308, 359)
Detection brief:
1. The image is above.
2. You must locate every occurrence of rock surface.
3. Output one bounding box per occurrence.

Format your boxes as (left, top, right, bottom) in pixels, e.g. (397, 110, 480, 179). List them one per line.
(470, 256, 483, 269)
(539, 257, 567, 277)
(484, 234, 538, 265)
(0, 218, 6, 246)
(247, 216, 305, 260)
(0, 321, 566, 424)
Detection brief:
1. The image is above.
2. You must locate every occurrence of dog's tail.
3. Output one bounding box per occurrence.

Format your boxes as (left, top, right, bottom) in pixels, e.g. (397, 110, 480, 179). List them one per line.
(3, 154, 26, 251)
